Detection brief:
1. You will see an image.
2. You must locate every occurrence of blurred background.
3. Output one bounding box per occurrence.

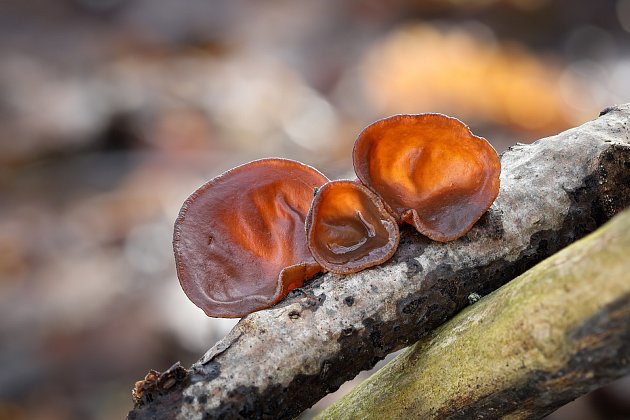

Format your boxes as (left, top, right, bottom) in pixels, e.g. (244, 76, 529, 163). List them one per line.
(0, 1, 629, 419)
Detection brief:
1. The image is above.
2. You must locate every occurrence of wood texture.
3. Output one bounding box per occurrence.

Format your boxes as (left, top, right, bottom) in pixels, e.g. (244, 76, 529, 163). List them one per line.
(128, 105, 630, 420)
(321, 208, 630, 419)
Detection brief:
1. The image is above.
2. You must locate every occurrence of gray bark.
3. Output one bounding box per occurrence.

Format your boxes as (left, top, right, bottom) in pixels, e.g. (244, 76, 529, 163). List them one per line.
(128, 104, 630, 420)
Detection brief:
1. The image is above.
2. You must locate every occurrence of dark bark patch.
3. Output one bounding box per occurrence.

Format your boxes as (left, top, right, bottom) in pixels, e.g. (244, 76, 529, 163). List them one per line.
(195, 361, 221, 384)
(128, 363, 190, 419)
(599, 105, 620, 116)
(596, 145, 630, 219)
(465, 207, 504, 241)
(404, 258, 423, 278)
(274, 275, 327, 313)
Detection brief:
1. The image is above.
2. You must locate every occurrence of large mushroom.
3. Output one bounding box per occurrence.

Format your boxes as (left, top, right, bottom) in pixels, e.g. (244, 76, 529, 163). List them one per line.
(306, 180, 400, 275)
(173, 158, 329, 318)
(353, 114, 501, 242)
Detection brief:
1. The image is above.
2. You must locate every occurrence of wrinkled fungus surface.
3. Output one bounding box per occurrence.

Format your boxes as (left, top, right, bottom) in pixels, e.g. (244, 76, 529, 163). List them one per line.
(306, 180, 400, 274)
(173, 159, 329, 318)
(353, 114, 501, 242)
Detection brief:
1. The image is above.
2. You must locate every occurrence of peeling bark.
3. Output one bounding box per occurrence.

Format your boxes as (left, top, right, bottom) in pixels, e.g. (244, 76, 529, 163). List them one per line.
(128, 104, 630, 420)
(320, 208, 630, 419)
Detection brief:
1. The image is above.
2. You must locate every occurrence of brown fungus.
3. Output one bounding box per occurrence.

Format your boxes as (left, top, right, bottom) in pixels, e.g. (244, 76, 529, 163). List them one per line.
(353, 114, 501, 242)
(173, 158, 329, 318)
(306, 180, 400, 274)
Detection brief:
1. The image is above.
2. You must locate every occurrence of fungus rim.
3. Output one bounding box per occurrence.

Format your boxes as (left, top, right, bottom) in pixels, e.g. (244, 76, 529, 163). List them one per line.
(305, 179, 401, 275)
(352, 113, 501, 242)
(173, 158, 329, 318)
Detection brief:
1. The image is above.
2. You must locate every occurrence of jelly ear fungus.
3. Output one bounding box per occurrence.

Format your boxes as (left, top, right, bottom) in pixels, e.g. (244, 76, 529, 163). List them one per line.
(353, 114, 501, 242)
(305, 180, 400, 275)
(173, 158, 329, 318)
(173, 114, 501, 317)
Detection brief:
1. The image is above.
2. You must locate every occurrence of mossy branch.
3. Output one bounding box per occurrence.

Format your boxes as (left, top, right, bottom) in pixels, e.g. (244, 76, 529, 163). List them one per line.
(321, 208, 630, 419)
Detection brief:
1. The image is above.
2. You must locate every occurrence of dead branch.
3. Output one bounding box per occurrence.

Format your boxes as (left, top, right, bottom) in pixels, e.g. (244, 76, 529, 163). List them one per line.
(128, 105, 630, 420)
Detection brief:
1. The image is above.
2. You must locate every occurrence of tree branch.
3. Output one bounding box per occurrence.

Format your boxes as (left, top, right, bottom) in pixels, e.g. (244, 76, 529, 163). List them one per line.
(128, 105, 630, 420)
(320, 208, 630, 420)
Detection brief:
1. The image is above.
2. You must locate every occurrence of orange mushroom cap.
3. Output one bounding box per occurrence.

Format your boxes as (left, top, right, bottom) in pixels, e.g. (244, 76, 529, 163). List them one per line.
(353, 114, 501, 242)
(173, 158, 329, 318)
(306, 180, 400, 275)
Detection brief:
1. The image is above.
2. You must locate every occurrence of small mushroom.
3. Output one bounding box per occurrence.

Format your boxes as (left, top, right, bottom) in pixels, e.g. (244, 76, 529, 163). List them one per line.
(353, 114, 501, 242)
(306, 180, 400, 274)
(173, 158, 329, 318)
